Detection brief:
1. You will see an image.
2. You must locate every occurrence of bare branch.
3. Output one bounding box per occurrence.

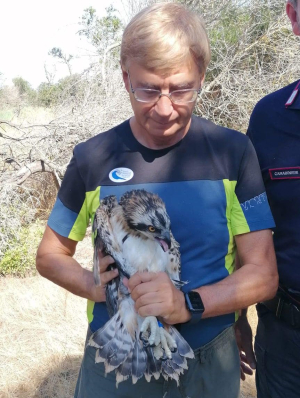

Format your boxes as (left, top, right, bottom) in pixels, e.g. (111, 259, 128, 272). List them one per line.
(102, 42, 122, 80)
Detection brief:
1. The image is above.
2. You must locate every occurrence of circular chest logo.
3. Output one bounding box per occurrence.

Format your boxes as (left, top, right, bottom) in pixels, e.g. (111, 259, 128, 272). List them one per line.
(109, 168, 134, 183)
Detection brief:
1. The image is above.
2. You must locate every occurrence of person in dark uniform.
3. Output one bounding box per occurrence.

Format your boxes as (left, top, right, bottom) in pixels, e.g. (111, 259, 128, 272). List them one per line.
(235, 1, 300, 397)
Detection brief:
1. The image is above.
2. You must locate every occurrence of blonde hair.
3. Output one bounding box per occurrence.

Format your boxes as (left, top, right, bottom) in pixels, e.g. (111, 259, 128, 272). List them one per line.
(121, 2, 211, 77)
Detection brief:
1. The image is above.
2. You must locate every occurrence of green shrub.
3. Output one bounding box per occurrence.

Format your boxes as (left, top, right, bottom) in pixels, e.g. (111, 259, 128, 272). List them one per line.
(0, 244, 34, 276)
(0, 222, 44, 277)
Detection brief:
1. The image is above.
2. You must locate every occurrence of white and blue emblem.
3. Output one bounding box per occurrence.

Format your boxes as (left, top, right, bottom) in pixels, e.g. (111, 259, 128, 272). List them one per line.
(109, 167, 134, 183)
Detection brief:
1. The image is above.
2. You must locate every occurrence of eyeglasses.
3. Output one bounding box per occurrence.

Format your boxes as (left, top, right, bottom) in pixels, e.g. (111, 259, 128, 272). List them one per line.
(127, 70, 201, 104)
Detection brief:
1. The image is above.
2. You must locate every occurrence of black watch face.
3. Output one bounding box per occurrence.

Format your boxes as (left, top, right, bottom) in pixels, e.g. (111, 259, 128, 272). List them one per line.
(187, 291, 204, 312)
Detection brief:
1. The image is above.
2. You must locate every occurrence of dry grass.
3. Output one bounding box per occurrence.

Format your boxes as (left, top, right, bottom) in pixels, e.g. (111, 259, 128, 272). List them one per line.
(0, 238, 93, 398)
(0, 235, 258, 397)
(0, 276, 86, 398)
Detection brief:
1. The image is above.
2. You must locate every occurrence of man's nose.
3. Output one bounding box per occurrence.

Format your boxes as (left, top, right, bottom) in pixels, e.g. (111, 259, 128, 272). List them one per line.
(155, 94, 173, 116)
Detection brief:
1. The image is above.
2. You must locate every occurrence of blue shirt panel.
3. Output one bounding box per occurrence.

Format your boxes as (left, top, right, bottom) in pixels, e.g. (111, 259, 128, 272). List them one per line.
(240, 191, 273, 231)
(48, 197, 78, 238)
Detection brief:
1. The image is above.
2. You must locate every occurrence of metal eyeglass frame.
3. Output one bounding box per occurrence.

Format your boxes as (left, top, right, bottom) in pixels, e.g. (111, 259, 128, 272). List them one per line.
(127, 70, 201, 104)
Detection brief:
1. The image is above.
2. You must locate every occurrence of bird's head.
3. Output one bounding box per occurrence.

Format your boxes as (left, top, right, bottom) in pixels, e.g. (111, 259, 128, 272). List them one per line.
(119, 189, 171, 252)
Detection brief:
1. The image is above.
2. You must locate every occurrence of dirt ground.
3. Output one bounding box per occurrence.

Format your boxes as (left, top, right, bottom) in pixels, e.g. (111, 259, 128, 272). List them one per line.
(0, 236, 258, 397)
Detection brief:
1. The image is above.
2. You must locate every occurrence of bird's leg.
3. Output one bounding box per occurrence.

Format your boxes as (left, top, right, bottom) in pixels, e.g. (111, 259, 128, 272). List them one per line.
(139, 316, 160, 347)
(139, 317, 177, 359)
(158, 325, 177, 359)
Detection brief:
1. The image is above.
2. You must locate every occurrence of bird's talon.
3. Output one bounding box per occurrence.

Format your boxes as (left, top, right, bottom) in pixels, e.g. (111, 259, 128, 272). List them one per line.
(139, 332, 149, 345)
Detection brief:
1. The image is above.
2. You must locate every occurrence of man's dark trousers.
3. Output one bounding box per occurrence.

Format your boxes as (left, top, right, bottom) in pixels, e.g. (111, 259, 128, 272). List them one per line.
(255, 303, 300, 398)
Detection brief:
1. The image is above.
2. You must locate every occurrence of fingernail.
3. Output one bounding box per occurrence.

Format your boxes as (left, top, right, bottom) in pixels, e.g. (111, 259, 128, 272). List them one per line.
(114, 269, 119, 274)
(250, 363, 256, 369)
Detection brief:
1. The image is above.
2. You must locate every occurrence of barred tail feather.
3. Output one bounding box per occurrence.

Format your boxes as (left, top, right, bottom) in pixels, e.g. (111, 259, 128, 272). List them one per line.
(89, 313, 135, 371)
(145, 346, 162, 382)
(131, 337, 147, 384)
(105, 325, 134, 372)
(89, 313, 121, 349)
(116, 350, 133, 386)
(98, 336, 121, 363)
(170, 349, 188, 370)
(169, 326, 194, 359)
(161, 360, 180, 385)
(157, 326, 194, 385)
(89, 316, 194, 386)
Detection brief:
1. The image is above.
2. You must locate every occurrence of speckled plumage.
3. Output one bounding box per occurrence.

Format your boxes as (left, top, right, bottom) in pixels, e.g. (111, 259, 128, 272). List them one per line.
(89, 189, 194, 385)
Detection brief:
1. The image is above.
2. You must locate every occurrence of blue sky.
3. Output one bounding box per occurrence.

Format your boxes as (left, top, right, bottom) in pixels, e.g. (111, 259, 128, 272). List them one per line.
(0, 0, 124, 88)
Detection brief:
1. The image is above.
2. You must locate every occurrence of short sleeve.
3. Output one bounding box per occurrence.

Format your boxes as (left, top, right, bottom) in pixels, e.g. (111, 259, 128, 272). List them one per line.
(230, 139, 275, 235)
(47, 152, 89, 241)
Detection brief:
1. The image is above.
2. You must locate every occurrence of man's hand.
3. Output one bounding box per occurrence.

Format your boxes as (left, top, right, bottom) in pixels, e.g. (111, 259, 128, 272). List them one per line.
(36, 226, 118, 303)
(90, 250, 118, 302)
(125, 272, 191, 324)
(235, 312, 256, 381)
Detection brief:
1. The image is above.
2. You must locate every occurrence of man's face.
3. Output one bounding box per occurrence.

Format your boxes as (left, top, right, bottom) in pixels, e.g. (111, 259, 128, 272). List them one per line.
(287, 0, 300, 36)
(122, 62, 203, 149)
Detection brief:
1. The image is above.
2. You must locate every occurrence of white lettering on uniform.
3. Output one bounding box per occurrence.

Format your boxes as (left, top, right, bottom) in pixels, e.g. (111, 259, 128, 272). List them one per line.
(274, 171, 298, 176)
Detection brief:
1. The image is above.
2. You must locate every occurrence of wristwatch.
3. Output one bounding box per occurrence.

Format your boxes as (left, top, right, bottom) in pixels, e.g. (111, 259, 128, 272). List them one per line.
(184, 290, 205, 324)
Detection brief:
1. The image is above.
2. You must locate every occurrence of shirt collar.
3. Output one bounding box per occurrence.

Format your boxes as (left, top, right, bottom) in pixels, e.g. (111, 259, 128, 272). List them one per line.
(285, 80, 300, 110)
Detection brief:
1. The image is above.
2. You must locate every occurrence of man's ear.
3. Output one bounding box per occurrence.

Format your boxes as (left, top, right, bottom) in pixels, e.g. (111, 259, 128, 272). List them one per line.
(286, 2, 300, 36)
(121, 67, 130, 93)
(200, 74, 206, 88)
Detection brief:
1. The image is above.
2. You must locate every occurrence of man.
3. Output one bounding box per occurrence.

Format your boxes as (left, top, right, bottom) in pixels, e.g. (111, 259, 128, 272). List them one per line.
(36, 3, 278, 398)
(236, 1, 300, 397)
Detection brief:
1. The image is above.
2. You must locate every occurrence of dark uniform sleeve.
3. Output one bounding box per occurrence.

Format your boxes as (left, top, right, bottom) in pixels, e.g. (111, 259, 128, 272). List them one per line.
(230, 138, 275, 236)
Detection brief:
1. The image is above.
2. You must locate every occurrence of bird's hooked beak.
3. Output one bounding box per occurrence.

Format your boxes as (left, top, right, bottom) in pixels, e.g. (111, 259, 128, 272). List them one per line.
(155, 232, 171, 252)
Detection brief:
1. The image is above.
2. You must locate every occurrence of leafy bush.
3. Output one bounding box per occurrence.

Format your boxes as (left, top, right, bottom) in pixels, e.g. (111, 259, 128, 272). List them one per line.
(0, 222, 44, 277)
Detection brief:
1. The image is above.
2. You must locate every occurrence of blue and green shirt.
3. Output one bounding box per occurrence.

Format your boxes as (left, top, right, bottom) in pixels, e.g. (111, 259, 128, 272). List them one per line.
(48, 115, 275, 349)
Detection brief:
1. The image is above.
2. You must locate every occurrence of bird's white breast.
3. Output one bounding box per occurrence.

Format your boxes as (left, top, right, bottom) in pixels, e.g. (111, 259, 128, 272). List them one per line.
(110, 212, 169, 276)
(122, 236, 169, 274)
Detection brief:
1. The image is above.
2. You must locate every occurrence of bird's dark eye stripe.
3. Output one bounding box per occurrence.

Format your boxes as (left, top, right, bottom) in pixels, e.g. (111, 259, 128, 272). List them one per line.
(155, 211, 166, 227)
(133, 223, 148, 231)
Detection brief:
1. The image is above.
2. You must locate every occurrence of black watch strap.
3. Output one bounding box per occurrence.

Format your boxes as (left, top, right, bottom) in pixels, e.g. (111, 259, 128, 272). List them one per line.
(184, 291, 205, 324)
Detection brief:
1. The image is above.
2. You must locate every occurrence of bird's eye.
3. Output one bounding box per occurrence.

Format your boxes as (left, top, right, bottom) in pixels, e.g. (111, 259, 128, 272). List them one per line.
(148, 226, 156, 232)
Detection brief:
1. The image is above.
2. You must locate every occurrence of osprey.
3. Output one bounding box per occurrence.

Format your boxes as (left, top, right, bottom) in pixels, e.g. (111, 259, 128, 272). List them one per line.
(89, 189, 194, 385)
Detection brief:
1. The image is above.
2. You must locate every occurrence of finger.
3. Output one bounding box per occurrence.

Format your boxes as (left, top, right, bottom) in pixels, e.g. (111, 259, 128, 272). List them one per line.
(135, 291, 161, 310)
(123, 277, 129, 289)
(241, 362, 254, 376)
(128, 272, 157, 292)
(136, 302, 163, 318)
(130, 280, 160, 302)
(240, 353, 248, 362)
(97, 248, 105, 259)
(244, 345, 256, 369)
(240, 369, 246, 381)
(99, 255, 115, 273)
(100, 268, 119, 285)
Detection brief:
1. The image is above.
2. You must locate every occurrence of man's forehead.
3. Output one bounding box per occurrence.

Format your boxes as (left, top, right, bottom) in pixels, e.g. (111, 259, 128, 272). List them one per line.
(128, 62, 202, 83)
